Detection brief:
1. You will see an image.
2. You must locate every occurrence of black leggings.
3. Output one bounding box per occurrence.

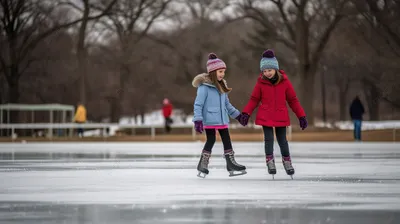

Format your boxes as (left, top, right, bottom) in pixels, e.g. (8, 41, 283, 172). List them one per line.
(263, 126, 290, 157)
(203, 128, 232, 153)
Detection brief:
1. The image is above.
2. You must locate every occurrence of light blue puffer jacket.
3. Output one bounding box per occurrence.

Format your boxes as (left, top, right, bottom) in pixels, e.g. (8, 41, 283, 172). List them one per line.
(192, 73, 240, 126)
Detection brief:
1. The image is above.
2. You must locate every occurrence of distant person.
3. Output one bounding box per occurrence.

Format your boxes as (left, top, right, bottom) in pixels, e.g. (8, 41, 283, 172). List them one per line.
(349, 95, 365, 141)
(162, 98, 173, 133)
(74, 103, 87, 138)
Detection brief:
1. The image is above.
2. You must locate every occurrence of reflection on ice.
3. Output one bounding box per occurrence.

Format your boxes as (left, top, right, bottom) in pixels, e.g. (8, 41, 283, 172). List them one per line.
(0, 142, 399, 223)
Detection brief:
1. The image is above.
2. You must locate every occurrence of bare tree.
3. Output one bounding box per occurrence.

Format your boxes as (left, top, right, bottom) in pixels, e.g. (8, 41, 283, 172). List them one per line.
(145, 0, 239, 113)
(0, 0, 116, 122)
(240, 0, 352, 124)
(58, 0, 117, 105)
(99, 0, 172, 121)
(358, 0, 400, 57)
(353, 0, 400, 108)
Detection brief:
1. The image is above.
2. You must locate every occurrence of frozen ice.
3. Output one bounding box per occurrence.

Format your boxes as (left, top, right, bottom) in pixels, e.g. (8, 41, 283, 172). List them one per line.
(0, 142, 399, 223)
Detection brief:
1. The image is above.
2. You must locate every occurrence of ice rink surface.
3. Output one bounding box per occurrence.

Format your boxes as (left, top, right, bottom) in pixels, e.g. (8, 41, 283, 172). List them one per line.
(0, 141, 399, 224)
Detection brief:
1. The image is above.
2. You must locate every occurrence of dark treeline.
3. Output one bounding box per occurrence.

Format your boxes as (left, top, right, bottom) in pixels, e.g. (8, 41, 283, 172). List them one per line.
(1, 0, 399, 124)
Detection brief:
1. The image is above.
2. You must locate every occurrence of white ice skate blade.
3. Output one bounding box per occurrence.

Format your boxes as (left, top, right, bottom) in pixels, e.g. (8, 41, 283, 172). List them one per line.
(228, 170, 247, 177)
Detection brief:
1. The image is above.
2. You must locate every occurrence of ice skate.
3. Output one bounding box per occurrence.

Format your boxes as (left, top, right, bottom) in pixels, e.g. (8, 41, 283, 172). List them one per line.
(282, 156, 295, 179)
(197, 151, 211, 178)
(224, 150, 247, 177)
(266, 155, 276, 179)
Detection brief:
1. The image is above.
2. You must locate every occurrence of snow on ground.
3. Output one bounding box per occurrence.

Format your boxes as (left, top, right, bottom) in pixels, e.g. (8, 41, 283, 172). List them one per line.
(1, 142, 399, 223)
(315, 120, 400, 130)
(80, 108, 400, 136)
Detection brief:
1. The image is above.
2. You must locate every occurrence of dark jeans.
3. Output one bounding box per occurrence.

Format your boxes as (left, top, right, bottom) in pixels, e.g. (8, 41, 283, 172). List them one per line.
(263, 126, 290, 157)
(203, 128, 233, 153)
(164, 117, 173, 133)
(76, 121, 84, 136)
(353, 119, 362, 141)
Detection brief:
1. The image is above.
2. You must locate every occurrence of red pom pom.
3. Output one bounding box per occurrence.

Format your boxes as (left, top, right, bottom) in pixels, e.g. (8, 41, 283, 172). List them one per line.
(208, 53, 217, 59)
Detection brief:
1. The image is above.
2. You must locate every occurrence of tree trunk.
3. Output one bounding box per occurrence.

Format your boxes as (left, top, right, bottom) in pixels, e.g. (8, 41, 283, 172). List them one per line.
(110, 65, 129, 122)
(77, 0, 90, 105)
(0, 83, 3, 104)
(320, 72, 327, 122)
(108, 96, 119, 123)
(7, 80, 20, 126)
(297, 65, 316, 125)
(338, 76, 350, 121)
(363, 82, 381, 120)
(6, 64, 20, 124)
(77, 50, 87, 105)
(295, 14, 316, 125)
(339, 90, 347, 121)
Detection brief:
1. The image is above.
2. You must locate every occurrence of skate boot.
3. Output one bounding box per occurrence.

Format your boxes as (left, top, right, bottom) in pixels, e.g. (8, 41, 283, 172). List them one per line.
(197, 151, 211, 178)
(266, 155, 277, 179)
(224, 150, 247, 177)
(282, 156, 295, 179)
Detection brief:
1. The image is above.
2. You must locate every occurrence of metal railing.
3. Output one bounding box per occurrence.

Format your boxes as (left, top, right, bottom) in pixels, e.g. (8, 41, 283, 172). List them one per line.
(0, 123, 286, 141)
(0, 123, 194, 140)
(1, 122, 398, 141)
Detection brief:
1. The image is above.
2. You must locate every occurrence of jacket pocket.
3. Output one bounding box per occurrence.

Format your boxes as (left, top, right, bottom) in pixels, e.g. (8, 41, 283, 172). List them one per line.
(275, 107, 289, 122)
(257, 105, 271, 121)
(205, 107, 221, 124)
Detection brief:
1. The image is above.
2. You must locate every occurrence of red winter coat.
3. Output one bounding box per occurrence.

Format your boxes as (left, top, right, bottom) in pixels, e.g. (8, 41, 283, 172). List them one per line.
(162, 104, 173, 118)
(243, 70, 305, 127)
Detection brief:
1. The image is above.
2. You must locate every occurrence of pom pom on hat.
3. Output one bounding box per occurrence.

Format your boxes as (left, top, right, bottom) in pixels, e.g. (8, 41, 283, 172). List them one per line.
(262, 49, 275, 58)
(208, 53, 217, 60)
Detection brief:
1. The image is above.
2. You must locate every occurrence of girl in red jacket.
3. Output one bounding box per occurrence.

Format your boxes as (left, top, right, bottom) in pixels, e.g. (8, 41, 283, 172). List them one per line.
(239, 49, 308, 179)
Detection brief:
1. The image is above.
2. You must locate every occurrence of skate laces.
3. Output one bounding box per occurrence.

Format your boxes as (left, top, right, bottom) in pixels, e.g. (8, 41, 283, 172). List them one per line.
(267, 159, 276, 169)
(225, 151, 242, 167)
(201, 153, 210, 167)
(283, 160, 293, 170)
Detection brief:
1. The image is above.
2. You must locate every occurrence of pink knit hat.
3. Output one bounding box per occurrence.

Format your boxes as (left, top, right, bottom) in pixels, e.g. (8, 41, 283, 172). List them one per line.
(206, 53, 226, 73)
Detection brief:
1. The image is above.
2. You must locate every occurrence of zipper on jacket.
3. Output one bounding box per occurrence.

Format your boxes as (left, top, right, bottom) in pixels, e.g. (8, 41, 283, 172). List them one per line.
(274, 84, 277, 120)
(220, 93, 223, 123)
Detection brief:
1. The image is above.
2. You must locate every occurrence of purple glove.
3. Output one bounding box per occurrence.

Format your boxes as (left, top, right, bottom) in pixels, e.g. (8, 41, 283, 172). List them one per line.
(239, 113, 250, 126)
(194, 120, 204, 133)
(299, 116, 308, 130)
(235, 114, 242, 122)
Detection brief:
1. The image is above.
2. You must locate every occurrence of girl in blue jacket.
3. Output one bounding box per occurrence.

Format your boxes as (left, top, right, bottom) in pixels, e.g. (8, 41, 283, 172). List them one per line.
(192, 53, 247, 178)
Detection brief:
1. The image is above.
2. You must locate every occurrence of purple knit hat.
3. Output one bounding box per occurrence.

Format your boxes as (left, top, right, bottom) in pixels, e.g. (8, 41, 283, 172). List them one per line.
(206, 53, 226, 73)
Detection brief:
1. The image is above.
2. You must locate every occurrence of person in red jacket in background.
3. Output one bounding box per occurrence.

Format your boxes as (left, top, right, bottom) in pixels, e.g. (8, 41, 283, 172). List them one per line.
(162, 98, 173, 133)
(238, 49, 308, 179)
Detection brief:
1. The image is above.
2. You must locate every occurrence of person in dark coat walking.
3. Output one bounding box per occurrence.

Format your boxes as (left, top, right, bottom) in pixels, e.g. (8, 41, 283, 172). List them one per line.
(349, 95, 365, 141)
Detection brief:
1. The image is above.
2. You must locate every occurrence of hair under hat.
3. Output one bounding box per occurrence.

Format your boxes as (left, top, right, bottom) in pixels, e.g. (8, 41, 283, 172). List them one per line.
(260, 49, 279, 71)
(206, 53, 226, 73)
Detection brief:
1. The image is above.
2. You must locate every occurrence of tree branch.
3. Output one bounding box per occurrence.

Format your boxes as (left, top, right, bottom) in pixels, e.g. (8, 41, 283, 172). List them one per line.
(58, 1, 84, 13)
(311, 14, 342, 65)
(134, 0, 172, 44)
(0, 55, 6, 77)
(365, 0, 400, 48)
(146, 34, 193, 82)
(271, 0, 296, 42)
(19, 0, 117, 65)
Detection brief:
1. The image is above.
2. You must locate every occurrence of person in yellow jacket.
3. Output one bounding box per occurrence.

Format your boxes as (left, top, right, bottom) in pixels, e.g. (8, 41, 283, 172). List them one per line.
(74, 103, 87, 137)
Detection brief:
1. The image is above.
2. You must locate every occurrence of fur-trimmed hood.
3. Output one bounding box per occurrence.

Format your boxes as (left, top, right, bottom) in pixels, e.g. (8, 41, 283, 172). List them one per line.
(191, 73, 231, 93)
(192, 73, 213, 87)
